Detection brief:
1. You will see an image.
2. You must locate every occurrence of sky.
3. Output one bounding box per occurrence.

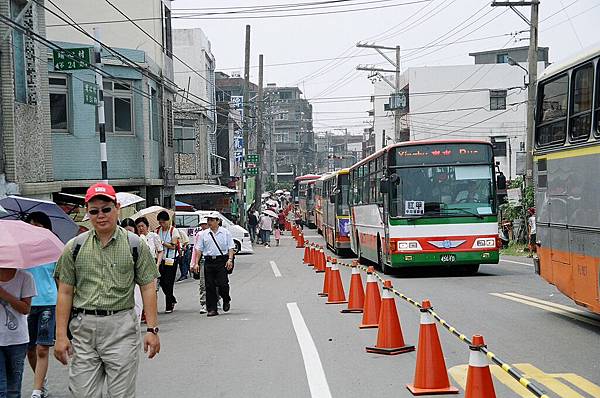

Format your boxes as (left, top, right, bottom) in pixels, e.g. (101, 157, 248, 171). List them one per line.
(172, 0, 600, 135)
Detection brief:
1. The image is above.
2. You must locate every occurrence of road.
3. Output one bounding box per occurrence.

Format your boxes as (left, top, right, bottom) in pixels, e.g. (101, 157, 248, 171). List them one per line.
(23, 231, 600, 397)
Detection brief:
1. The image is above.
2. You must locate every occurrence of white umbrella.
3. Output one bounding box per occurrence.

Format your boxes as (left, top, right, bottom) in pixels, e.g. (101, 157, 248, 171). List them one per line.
(116, 192, 145, 208)
(275, 189, 284, 194)
(261, 192, 271, 198)
(131, 206, 174, 231)
(263, 209, 277, 218)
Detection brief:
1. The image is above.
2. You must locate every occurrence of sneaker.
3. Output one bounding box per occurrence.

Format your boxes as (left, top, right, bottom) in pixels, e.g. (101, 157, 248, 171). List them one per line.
(199, 307, 207, 314)
(165, 308, 173, 314)
(31, 391, 42, 398)
(223, 300, 231, 312)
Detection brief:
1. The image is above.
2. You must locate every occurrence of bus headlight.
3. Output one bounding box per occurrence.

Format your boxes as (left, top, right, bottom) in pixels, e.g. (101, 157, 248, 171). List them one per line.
(473, 238, 496, 248)
(397, 240, 422, 252)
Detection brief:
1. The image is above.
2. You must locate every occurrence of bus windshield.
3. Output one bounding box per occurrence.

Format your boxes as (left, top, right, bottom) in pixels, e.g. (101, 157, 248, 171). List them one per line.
(390, 165, 495, 218)
(337, 174, 350, 216)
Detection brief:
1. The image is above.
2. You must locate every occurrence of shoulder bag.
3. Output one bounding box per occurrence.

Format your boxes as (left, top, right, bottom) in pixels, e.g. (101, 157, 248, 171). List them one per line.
(209, 231, 235, 274)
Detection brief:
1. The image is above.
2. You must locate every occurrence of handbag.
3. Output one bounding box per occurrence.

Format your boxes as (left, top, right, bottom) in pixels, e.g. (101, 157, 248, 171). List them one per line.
(209, 232, 235, 274)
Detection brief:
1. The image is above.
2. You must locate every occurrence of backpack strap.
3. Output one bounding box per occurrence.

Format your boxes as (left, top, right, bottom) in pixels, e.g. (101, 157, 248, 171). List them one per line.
(126, 231, 140, 267)
(72, 231, 92, 261)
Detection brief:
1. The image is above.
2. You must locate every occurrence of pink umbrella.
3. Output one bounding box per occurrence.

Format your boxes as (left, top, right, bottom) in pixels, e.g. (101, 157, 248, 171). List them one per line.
(0, 220, 65, 269)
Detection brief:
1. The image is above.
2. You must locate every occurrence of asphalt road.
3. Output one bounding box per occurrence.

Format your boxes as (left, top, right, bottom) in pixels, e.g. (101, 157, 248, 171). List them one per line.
(22, 231, 600, 397)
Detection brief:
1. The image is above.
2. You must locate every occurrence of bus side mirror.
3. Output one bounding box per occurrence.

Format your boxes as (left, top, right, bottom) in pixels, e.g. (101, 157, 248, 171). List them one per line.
(496, 173, 507, 190)
(380, 178, 389, 194)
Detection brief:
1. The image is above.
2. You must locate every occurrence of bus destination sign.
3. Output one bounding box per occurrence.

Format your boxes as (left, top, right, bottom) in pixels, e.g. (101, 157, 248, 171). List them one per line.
(392, 143, 492, 166)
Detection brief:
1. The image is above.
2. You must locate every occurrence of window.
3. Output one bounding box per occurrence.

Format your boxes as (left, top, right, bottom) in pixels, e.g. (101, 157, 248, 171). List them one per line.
(163, 5, 172, 57)
(216, 90, 231, 102)
(11, 0, 26, 103)
(151, 88, 159, 141)
(166, 100, 173, 147)
(496, 53, 509, 64)
(536, 74, 568, 146)
(49, 75, 69, 132)
(596, 64, 600, 135)
(569, 63, 593, 141)
(174, 119, 195, 154)
(491, 140, 507, 157)
(98, 80, 134, 134)
(279, 91, 292, 100)
(490, 90, 507, 110)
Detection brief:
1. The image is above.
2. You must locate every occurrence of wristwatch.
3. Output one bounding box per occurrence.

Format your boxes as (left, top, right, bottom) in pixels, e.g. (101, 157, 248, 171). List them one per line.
(146, 327, 159, 334)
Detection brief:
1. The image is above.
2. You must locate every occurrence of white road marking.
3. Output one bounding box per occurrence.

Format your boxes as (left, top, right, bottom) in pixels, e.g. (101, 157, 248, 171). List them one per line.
(490, 293, 600, 327)
(270, 260, 282, 278)
(287, 303, 333, 398)
(499, 258, 534, 267)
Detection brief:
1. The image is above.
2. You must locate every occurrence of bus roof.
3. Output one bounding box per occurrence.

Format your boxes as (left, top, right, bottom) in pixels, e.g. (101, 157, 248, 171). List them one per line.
(538, 42, 600, 82)
(294, 174, 321, 182)
(350, 139, 492, 169)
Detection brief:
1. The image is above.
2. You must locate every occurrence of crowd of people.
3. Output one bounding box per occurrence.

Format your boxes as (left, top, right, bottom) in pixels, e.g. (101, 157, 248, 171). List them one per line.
(245, 193, 296, 248)
(0, 182, 236, 397)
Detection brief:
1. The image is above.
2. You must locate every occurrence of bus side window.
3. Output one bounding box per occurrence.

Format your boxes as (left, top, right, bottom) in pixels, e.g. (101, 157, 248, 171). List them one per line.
(536, 73, 569, 146)
(569, 63, 593, 141)
(595, 63, 600, 136)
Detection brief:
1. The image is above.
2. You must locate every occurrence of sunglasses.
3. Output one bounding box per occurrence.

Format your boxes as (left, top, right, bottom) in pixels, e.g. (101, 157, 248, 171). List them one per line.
(88, 207, 114, 216)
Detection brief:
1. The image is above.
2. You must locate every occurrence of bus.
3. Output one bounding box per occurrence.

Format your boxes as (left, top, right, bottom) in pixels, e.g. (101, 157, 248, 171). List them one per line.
(298, 176, 320, 228)
(292, 174, 320, 204)
(349, 140, 500, 274)
(533, 44, 600, 314)
(322, 169, 352, 254)
(314, 173, 332, 234)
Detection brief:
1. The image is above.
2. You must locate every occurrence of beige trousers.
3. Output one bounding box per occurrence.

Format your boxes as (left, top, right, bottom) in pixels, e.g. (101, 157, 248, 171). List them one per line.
(68, 309, 140, 398)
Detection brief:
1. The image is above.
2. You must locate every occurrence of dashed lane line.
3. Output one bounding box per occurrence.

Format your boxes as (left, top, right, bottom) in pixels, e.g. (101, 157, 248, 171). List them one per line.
(287, 303, 333, 398)
(499, 258, 534, 267)
(490, 293, 600, 327)
(270, 260, 282, 278)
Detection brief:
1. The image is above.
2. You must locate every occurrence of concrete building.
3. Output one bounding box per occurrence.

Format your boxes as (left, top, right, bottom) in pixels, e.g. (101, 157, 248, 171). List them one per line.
(0, 0, 57, 199)
(371, 46, 548, 179)
(45, 0, 176, 206)
(314, 131, 363, 172)
(264, 84, 314, 181)
(172, 28, 219, 185)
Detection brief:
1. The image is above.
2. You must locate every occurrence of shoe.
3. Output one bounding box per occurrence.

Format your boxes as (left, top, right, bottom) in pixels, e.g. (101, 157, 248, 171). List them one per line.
(207, 311, 218, 317)
(31, 391, 42, 398)
(165, 308, 173, 314)
(176, 276, 188, 282)
(199, 308, 207, 314)
(223, 300, 230, 312)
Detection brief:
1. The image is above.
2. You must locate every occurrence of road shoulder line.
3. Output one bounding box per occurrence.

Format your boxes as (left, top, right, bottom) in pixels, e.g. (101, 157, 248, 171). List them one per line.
(270, 260, 282, 277)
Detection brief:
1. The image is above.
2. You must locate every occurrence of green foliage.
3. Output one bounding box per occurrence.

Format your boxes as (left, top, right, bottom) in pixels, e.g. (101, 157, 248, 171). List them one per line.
(265, 181, 292, 192)
(499, 177, 535, 243)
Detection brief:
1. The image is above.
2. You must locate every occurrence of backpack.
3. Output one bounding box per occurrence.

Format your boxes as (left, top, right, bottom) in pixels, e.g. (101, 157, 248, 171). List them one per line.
(72, 229, 140, 266)
(155, 226, 181, 257)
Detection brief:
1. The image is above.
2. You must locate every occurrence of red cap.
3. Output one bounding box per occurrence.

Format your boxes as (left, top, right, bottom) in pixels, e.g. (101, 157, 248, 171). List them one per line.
(85, 183, 117, 203)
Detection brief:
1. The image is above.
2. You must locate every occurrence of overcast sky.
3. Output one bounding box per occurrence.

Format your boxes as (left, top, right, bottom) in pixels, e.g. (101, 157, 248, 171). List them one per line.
(172, 0, 600, 135)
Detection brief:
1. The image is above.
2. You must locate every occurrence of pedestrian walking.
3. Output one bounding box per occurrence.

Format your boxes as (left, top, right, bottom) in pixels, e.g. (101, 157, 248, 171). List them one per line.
(193, 212, 234, 317)
(527, 208, 537, 257)
(247, 209, 258, 243)
(190, 217, 209, 314)
(176, 226, 191, 282)
(53, 183, 160, 398)
(156, 211, 180, 313)
(0, 264, 36, 398)
(258, 212, 273, 247)
(24, 212, 57, 398)
(274, 227, 281, 246)
(277, 210, 285, 233)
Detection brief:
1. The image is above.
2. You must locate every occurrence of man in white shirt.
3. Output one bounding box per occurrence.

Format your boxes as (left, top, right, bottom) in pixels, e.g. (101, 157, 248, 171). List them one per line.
(190, 218, 209, 313)
(193, 212, 235, 317)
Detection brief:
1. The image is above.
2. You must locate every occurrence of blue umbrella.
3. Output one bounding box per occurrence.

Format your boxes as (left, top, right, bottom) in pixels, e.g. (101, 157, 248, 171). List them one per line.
(0, 195, 78, 243)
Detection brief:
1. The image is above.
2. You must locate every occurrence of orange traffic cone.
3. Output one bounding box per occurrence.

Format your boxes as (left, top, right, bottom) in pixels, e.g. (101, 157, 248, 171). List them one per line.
(318, 257, 332, 297)
(297, 233, 305, 248)
(360, 266, 381, 329)
(326, 258, 348, 304)
(341, 260, 364, 313)
(315, 247, 326, 273)
(465, 335, 497, 398)
(366, 280, 414, 355)
(307, 243, 315, 267)
(303, 243, 310, 264)
(406, 300, 459, 395)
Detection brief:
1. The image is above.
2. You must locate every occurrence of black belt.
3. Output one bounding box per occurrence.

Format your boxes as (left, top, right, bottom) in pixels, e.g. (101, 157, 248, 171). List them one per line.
(72, 308, 131, 317)
(205, 255, 228, 261)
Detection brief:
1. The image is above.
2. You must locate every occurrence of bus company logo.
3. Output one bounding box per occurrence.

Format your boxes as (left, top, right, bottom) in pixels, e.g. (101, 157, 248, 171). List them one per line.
(428, 240, 466, 249)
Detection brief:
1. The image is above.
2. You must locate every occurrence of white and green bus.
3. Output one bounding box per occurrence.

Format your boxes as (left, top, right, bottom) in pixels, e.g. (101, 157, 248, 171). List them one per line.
(349, 140, 500, 274)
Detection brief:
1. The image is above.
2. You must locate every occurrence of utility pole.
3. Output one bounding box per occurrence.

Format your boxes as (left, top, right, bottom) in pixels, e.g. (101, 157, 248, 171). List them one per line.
(272, 114, 278, 184)
(93, 27, 108, 183)
(242, 24, 250, 225)
(255, 54, 264, 204)
(491, 1, 539, 187)
(356, 42, 404, 144)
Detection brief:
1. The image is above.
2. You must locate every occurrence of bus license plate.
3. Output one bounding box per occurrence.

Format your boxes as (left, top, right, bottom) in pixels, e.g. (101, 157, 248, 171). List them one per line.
(440, 254, 456, 262)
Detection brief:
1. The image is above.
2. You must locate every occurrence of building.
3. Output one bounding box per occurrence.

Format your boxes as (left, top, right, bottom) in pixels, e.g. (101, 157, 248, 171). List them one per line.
(362, 126, 375, 160)
(264, 84, 314, 181)
(0, 0, 58, 200)
(371, 46, 548, 179)
(314, 130, 363, 172)
(44, 0, 176, 206)
(172, 28, 218, 185)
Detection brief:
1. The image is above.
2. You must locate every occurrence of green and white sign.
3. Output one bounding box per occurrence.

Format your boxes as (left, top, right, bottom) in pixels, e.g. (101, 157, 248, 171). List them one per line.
(83, 82, 98, 105)
(53, 47, 92, 71)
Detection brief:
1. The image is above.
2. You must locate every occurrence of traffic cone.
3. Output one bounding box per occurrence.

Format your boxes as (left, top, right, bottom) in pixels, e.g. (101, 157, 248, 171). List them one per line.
(465, 335, 497, 398)
(303, 243, 310, 264)
(360, 266, 381, 329)
(326, 258, 348, 304)
(366, 280, 414, 354)
(315, 247, 326, 273)
(307, 243, 315, 267)
(341, 260, 364, 313)
(406, 300, 459, 395)
(296, 232, 305, 248)
(318, 256, 332, 297)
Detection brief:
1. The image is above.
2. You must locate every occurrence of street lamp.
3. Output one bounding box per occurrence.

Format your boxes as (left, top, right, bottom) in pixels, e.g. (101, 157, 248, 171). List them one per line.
(507, 57, 529, 87)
